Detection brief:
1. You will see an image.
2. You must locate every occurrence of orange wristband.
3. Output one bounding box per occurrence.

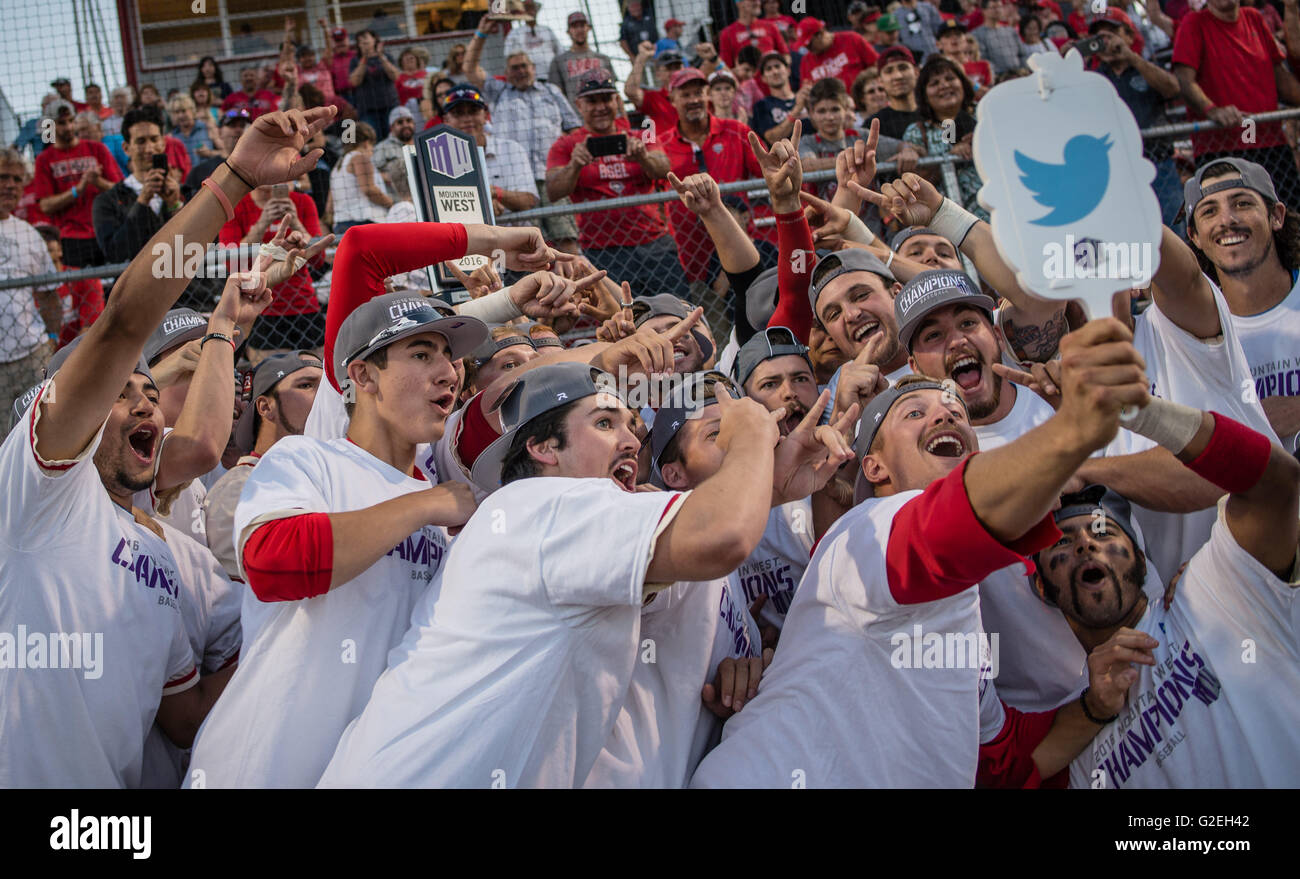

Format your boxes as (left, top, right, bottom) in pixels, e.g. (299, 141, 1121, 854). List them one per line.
(202, 177, 236, 221)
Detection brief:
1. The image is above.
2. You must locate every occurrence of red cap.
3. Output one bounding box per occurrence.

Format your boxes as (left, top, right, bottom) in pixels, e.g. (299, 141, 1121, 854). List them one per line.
(669, 67, 708, 91)
(876, 45, 916, 71)
(792, 18, 826, 52)
(332, 27, 347, 41)
(665, 18, 685, 29)
(864, 10, 882, 24)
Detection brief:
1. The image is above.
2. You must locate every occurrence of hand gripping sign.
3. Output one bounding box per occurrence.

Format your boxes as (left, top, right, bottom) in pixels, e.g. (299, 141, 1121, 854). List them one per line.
(974, 49, 1160, 417)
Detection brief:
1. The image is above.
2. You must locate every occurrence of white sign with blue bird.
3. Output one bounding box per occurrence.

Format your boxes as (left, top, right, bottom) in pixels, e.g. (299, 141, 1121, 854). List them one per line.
(973, 49, 1162, 324)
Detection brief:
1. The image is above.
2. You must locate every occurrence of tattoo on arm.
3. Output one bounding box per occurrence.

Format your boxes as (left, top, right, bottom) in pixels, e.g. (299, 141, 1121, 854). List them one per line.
(1003, 307, 1068, 364)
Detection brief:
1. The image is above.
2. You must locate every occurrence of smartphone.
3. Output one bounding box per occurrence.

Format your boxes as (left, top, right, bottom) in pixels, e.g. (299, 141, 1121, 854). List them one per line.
(1075, 35, 1108, 57)
(587, 134, 627, 158)
(151, 153, 168, 172)
(271, 183, 290, 199)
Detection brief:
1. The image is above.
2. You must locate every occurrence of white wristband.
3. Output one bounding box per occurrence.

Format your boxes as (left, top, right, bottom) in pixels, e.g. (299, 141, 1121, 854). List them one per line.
(454, 285, 523, 324)
(258, 242, 307, 274)
(1120, 395, 1203, 454)
(843, 212, 876, 246)
(928, 197, 979, 248)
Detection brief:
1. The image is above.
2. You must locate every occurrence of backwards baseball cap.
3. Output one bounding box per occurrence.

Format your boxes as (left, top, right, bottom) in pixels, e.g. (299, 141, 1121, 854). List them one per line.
(890, 225, 943, 252)
(744, 265, 781, 331)
(46, 335, 154, 386)
(852, 377, 967, 503)
(655, 50, 686, 68)
(333, 294, 488, 392)
(10, 382, 44, 432)
(144, 308, 209, 365)
(469, 332, 535, 369)
(469, 361, 624, 491)
(233, 350, 324, 453)
(441, 84, 488, 111)
(808, 249, 897, 318)
(1052, 485, 1140, 548)
(567, 11, 589, 25)
(894, 269, 996, 352)
(648, 370, 740, 486)
(1183, 156, 1279, 218)
(221, 108, 252, 127)
(388, 105, 415, 125)
(669, 67, 707, 91)
(732, 326, 812, 389)
(876, 44, 914, 70)
(630, 294, 714, 364)
(792, 18, 827, 52)
(575, 74, 619, 98)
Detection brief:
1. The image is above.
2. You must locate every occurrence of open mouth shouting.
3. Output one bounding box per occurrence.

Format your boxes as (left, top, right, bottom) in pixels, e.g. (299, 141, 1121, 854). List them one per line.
(430, 389, 457, 418)
(779, 402, 807, 436)
(127, 422, 158, 466)
(946, 351, 985, 393)
(919, 426, 967, 459)
(610, 455, 638, 491)
(850, 319, 881, 349)
(1074, 560, 1112, 591)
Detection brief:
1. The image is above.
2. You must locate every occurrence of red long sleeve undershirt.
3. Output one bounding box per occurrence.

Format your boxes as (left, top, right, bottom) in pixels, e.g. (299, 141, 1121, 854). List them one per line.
(977, 702, 1068, 789)
(767, 209, 815, 344)
(241, 513, 334, 601)
(323, 222, 469, 391)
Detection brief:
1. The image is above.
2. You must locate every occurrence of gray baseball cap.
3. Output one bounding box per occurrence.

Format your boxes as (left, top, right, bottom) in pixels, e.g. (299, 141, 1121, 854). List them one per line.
(233, 350, 324, 453)
(469, 361, 626, 492)
(733, 326, 812, 390)
(334, 294, 488, 389)
(46, 334, 154, 385)
(1184, 156, 1279, 217)
(890, 225, 943, 252)
(630, 294, 715, 364)
(647, 371, 740, 486)
(144, 308, 208, 365)
(894, 269, 996, 353)
(808, 249, 896, 319)
(851, 378, 967, 504)
(10, 382, 43, 432)
(1035, 485, 1142, 607)
(744, 265, 781, 331)
(469, 333, 535, 369)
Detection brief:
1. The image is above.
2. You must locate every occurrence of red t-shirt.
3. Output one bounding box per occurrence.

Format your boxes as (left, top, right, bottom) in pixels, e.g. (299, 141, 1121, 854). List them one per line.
(32, 139, 123, 239)
(546, 118, 669, 250)
(331, 49, 358, 94)
(219, 191, 324, 316)
(636, 88, 679, 138)
(423, 115, 444, 130)
(16, 181, 49, 227)
(1172, 8, 1285, 153)
(719, 19, 790, 68)
(396, 71, 427, 105)
(220, 89, 281, 120)
(163, 136, 193, 181)
(54, 269, 105, 348)
(270, 63, 338, 101)
(964, 60, 994, 91)
(799, 32, 879, 93)
(660, 116, 764, 281)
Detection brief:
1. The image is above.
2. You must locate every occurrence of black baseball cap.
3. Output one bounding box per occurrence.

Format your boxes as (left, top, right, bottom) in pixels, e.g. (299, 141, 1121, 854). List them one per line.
(648, 371, 740, 486)
(233, 350, 324, 453)
(575, 74, 619, 98)
(655, 50, 686, 68)
(220, 108, 252, 127)
(937, 21, 968, 38)
(894, 269, 996, 352)
(442, 84, 488, 111)
(334, 293, 487, 391)
(733, 326, 812, 390)
(1034, 485, 1143, 606)
(144, 308, 208, 365)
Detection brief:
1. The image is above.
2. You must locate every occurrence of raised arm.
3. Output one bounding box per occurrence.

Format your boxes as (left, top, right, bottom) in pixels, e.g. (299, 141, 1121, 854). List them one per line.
(624, 41, 654, 106)
(465, 22, 494, 90)
(669, 171, 761, 273)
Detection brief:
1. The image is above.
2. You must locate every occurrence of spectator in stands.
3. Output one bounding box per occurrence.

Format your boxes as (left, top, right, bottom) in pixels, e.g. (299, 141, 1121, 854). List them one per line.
(16, 167, 49, 227)
(184, 109, 250, 199)
(348, 30, 401, 139)
(627, 43, 687, 135)
(138, 84, 168, 121)
(1020, 15, 1056, 55)
(12, 94, 58, 159)
(92, 106, 186, 264)
(469, 19, 583, 250)
(0, 148, 60, 406)
(372, 106, 416, 192)
(659, 67, 764, 290)
(720, 0, 790, 68)
(973, 0, 1031, 75)
(852, 69, 891, 127)
(550, 11, 617, 105)
(546, 75, 686, 298)
(1173, 0, 1300, 211)
(848, 1, 875, 38)
(440, 85, 538, 218)
(218, 182, 326, 356)
(83, 84, 111, 121)
(169, 95, 217, 167)
(318, 19, 358, 98)
(734, 46, 767, 116)
(295, 45, 337, 101)
(74, 112, 103, 144)
(50, 78, 85, 112)
(708, 70, 748, 125)
(191, 84, 222, 133)
(1090, 15, 1183, 227)
(895, 0, 943, 60)
(620, 0, 658, 58)
(795, 17, 879, 93)
(800, 78, 873, 203)
(874, 13, 904, 54)
(421, 76, 455, 128)
(752, 52, 809, 146)
(35, 225, 103, 350)
(192, 56, 232, 101)
(396, 47, 431, 120)
(939, 22, 992, 91)
(903, 55, 987, 220)
(221, 67, 281, 120)
(102, 86, 133, 137)
(762, 0, 798, 43)
(439, 43, 467, 79)
(33, 100, 122, 268)
(330, 121, 392, 235)
(961, 33, 995, 91)
(658, 18, 687, 57)
(506, 0, 565, 83)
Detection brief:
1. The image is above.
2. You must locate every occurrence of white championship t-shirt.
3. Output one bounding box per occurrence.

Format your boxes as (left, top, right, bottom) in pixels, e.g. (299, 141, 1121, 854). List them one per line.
(583, 577, 760, 788)
(185, 435, 449, 788)
(730, 498, 815, 629)
(319, 477, 686, 789)
(1232, 270, 1300, 414)
(1069, 502, 1300, 788)
(971, 384, 1055, 451)
(0, 393, 197, 788)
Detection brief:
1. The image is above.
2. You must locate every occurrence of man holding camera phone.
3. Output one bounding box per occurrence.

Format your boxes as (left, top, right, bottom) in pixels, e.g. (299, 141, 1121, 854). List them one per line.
(93, 106, 186, 263)
(546, 74, 689, 298)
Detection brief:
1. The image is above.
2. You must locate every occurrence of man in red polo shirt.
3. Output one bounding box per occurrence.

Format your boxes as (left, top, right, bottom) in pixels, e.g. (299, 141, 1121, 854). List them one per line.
(1172, 0, 1300, 210)
(720, 0, 790, 68)
(33, 102, 123, 267)
(220, 67, 282, 120)
(794, 18, 878, 92)
(659, 68, 764, 286)
(546, 74, 687, 299)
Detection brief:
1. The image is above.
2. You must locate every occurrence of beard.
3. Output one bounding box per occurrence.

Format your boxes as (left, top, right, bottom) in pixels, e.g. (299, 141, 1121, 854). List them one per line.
(1063, 557, 1145, 629)
(1216, 230, 1276, 278)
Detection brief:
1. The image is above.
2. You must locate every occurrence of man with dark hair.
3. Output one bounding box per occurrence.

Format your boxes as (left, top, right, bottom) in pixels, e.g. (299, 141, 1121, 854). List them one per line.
(972, 0, 1030, 75)
(33, 100, 122, 267)
(93, 106, 185, 263)
(549, 11, 616, 104)
(219, 67, 281, 120)
(869, 46, 921, 140)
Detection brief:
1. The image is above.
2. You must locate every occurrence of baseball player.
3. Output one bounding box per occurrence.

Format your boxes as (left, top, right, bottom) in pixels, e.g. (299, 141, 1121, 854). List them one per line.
(691, 317, 1151, 787)
(0, 103, 336, 786)
(319, 359, 796, 788)
(184, 294, 488, 788)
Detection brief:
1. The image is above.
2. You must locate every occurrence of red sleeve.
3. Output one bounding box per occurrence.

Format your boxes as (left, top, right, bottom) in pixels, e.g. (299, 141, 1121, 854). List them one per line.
(884, 456, 1062, 605)
(95, 143, 123, 183)
(768, 208, 815, 343)
(720, 27, 737, 68)
(1256, 10, 1286, 63)
(323, 222, 469, 390)
(164, 137, 191, 179)
(976, 702, 1068, 789)
(454, 391, 502, 470)
(547, 132, 575, 170)
(771, 23, 790, 55)
(32, 154, 54, 198)
(219, 93, 239, 113)
(241, 513, 334, 602)
(856, 33, 878, 68)
(1170, 11, 1204, 70)
(293, 191, 322, 237)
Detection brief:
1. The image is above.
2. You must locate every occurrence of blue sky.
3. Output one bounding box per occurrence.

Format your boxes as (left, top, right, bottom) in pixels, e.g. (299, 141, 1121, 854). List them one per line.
(2, 0, 125, 120)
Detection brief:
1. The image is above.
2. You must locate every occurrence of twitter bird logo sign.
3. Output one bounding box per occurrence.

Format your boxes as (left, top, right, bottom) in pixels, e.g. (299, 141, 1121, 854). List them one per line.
(1016, 134, 1113, 226)
(974, 50, 1161, 321)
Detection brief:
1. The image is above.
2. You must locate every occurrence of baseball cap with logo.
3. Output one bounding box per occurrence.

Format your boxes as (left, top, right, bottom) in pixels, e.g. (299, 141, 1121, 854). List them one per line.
(648, 370, 740, 486)
(470, 333, 536, 369)
(575, 74, 619, 98)
(669, 67, 707, 91)
(233, 350, 324, 453)
(876, 13, 901, 34)
(10, 382, 44, 432)
(469, 361, 626, 491)
(655, 50, 686, 68)
(1183, 156, 1279, 218)
(441, 84, 488, 112)
(732, 326, 813, 389)
(332, 27, 348, 42)
(808, 249, 897, 318)
(333, 294, 488, 393)
(630, 294, 714, 363)
(221, 108, 252, 127)
(792, 18, 827, 52)
(937, 20, 968, 39)
(852, 377, 968, 503)
(144, 308, 209, 365)
(388, 105, 415, 125)
(894, 269, 996, 352)
(876, 45, 914, 70)
(45, 335, 154, 385)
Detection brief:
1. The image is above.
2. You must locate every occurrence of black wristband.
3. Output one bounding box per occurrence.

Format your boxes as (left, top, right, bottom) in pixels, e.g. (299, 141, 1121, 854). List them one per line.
(223, 160, 255, 190)
(201, 332, 236, 351)
(1079, 686, 1119, 725)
